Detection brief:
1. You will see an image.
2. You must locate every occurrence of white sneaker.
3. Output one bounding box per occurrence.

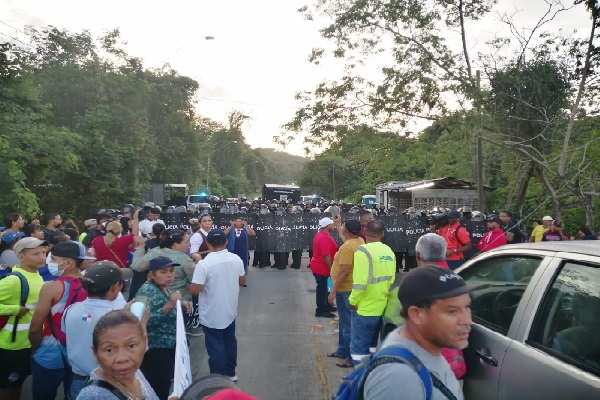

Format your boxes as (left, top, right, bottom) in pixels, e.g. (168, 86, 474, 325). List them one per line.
(227, 375, 238, 382)
(185, 327, 203, 337)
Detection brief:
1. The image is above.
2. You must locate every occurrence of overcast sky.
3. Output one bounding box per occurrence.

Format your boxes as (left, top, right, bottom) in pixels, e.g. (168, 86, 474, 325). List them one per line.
(0, 0, 589, 156)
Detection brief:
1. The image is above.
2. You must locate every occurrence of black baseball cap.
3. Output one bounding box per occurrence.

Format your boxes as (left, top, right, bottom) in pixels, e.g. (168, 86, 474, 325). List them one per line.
(83, 261, 133, 290)
(487, 215, 502, 224)
(399, 265, 487, 310)
(52, 242, 87, 260)
(447, 210, 461, 219)
(207, 229, 227, 245)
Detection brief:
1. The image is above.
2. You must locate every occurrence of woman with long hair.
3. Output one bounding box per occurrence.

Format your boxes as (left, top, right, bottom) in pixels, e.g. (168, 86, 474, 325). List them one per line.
(130, 229, 195, 303)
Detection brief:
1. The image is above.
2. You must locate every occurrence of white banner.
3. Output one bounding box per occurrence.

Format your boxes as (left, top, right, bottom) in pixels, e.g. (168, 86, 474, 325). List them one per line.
(171, 300, 193, 398)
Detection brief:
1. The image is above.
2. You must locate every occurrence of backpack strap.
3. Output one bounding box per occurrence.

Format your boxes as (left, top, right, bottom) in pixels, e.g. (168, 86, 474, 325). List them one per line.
(85, 380, 128, 400)
(8, 271, 29, 342)
(358, 347, 432, 400)
(430, 373, 459, 400)
(453, 224, 469, 246)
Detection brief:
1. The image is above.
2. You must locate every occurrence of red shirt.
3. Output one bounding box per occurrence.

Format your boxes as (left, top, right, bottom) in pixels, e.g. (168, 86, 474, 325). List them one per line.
(438, 221, 471, 260)
(477, 228, 507, 253)
(91, 234, 134, 268)
(310, 231, 338, 276)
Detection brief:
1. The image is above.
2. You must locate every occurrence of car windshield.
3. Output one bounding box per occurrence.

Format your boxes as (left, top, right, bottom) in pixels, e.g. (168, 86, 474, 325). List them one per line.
(188, 195, 203, 203)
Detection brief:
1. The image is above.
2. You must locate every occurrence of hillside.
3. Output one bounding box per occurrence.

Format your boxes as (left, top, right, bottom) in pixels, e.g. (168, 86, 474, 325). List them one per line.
(257, 148, 307, 186)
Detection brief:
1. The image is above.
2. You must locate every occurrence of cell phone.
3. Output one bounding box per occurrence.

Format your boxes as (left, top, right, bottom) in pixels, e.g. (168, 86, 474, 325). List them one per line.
(331, 208, 340, 219)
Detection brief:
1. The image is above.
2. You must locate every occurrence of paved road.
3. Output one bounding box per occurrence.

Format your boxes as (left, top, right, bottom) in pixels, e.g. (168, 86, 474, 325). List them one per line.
(20, 252, 349, 400)
(189, 251, 348, 399)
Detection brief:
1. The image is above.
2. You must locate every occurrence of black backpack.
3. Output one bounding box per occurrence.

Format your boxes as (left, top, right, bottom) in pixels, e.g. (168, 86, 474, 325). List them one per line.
(0, 271, 30, 342)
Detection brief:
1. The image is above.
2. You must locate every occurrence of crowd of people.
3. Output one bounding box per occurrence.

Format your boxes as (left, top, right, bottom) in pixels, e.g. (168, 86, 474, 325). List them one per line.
(0, 203, 596, 400)
(0, 208, 252, 400)
(309, 208, 597, 399)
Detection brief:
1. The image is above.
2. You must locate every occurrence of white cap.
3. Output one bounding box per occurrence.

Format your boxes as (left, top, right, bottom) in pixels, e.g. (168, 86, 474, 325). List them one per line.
(542, 216, 553, 221)
(14, 237, 49, 254)
(319, 217, 334, 229)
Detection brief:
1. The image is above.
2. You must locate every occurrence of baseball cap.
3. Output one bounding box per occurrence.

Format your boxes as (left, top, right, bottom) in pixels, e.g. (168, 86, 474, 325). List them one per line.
(319, 217, 334, 229)
(446, 210, 461, 219)
(1, 231, 25, 244)
(73, 241, 96, 260)
(487, 215, 502, 224)
(207, 229, 227, 245)
(553, 220, 562, 228)
(84, 219, 97, 228)
(52, 242, 88, 260)
(180, 375, 258, 400)
(82, 261, 133, 290)
(149, 207, 162, 215)
(542, 216, 553, 221)
(344, 219, 361, 235)
(399, 265, 488, 310)
(13, 237, 49, 254)
(148, 256, 180, 271)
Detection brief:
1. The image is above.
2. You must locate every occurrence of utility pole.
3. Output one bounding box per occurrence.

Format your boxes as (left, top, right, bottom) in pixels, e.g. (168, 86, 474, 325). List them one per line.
(332, 163, 336, 200)
(476, 70, 485, 213)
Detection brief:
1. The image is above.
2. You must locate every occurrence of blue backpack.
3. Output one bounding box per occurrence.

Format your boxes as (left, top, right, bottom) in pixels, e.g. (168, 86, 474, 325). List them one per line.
(333, 347, 433, 400)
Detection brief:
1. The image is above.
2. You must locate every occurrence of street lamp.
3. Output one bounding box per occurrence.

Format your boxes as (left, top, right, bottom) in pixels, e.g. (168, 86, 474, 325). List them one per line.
(206, 140, 238, 192)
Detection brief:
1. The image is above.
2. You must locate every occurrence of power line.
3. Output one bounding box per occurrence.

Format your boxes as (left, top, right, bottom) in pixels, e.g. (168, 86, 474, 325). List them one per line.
(0, 30, 34, 50)
(0, 20, 28, 36)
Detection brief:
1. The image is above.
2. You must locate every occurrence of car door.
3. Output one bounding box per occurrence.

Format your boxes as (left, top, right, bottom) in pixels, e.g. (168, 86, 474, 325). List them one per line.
(498, 256, 600, 399)
(458, 252, 548, 399)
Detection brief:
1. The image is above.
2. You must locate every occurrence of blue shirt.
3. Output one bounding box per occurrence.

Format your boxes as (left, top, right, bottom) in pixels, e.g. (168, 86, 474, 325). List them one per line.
(61, 297, 126, 375)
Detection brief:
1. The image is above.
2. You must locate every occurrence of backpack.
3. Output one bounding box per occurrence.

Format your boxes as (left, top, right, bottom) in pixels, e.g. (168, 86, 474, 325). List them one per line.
(333, 346, 459, 400)
(0, 271, 30, 342)
(453, 223, 474, 261)
(333, 347, 433, 400)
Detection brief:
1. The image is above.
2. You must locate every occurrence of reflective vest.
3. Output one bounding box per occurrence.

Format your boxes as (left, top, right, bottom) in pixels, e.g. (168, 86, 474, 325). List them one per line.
(349, 242, 396, 316)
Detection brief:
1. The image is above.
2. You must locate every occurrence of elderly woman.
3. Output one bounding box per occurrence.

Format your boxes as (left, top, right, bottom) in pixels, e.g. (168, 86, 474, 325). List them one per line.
(136, 257, 192, 400)
(130, 229, 195, 302)
(76, 310, 159, 400)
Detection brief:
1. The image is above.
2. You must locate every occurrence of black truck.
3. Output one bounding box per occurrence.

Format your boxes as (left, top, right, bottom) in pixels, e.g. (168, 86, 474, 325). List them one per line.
(262, 184, 301, 204)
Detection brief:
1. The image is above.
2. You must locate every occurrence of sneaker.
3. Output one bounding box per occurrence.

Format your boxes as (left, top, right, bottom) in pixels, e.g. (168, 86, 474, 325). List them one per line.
(186, 327, 203, 337)
(328, 306, 337, 312)
(315, 311, 336, 318)
(227, 375, 238, 382)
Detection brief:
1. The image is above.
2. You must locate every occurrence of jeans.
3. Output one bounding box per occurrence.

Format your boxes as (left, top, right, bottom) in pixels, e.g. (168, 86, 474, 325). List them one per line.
(31, 358, 73, 400)
(350, 314, 381, 364)
(447, 259, 465, 271)
(67, 375, 88, 400)
(335, 291, 352, 361)
(313, 273, 329, 314)
(202, 320, 238, 378)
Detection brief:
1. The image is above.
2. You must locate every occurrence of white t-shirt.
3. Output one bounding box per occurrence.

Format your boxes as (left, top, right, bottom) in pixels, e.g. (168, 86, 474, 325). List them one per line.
(363, 327, 464, 400)
(192, 249, 244, 329)
(138, 218, 165, 237)
(190, 229, 210, 254)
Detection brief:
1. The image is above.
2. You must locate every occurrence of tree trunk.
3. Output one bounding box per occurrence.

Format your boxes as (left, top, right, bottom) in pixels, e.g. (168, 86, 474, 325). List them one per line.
(514, 161, 535, 216)
(536, 166, 561, 220)
(559, 10, 597, 176)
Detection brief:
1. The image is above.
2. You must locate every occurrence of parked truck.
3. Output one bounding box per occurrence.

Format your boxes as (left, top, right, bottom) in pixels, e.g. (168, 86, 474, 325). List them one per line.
(262, 184, 301, 203)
